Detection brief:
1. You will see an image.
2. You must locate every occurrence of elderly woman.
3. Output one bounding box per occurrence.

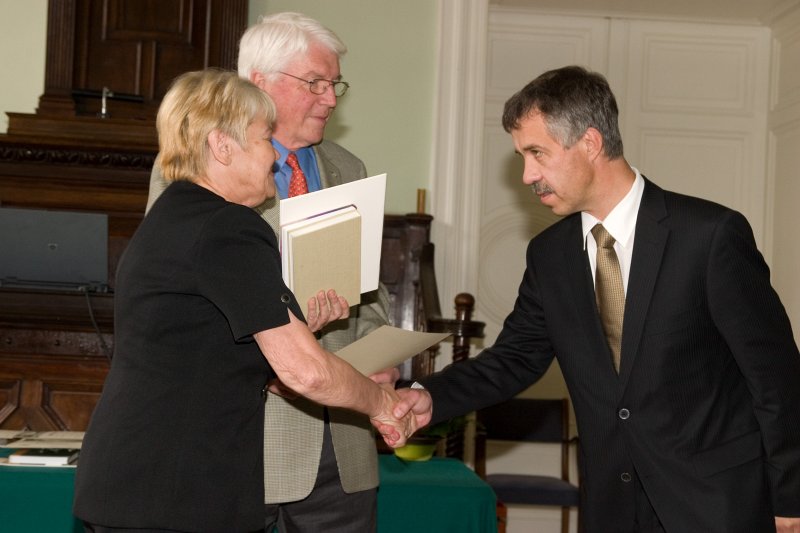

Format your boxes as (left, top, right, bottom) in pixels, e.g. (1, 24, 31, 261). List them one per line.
(73, 70, 410, 533)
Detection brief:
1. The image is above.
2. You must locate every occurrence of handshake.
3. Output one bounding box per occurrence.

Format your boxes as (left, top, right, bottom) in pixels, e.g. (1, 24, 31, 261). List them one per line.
(366, 368, 435, 448)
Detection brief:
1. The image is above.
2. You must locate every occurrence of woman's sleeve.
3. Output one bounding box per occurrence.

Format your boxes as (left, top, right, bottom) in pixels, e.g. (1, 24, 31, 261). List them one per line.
(196, 204, 305, 341)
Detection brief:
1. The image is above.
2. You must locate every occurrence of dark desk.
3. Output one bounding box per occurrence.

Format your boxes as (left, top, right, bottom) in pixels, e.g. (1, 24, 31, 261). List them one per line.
(0, 453, 496, 533)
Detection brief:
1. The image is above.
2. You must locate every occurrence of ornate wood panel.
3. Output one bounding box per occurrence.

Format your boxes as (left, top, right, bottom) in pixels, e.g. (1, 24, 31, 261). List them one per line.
(0, 290, 112, 430)
(38, 0, 247, 121)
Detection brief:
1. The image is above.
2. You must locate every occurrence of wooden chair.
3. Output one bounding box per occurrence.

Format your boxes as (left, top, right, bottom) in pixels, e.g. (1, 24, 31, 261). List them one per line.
(379, 214, 485, 381)
(475, 398, 580, 533)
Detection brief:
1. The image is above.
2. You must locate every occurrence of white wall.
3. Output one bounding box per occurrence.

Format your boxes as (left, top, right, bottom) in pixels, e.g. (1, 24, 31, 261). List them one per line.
(0, 0, 47, 133)
(767, 5, 800, 339)
(251, 0, 438, 215)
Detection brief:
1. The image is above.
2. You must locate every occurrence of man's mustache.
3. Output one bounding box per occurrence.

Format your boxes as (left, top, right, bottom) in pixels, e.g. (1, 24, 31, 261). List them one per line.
(531, 181, 554, 195)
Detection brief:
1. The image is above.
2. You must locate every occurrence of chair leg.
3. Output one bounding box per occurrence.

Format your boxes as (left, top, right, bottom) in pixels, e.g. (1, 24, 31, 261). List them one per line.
(561, 506, 570, 533)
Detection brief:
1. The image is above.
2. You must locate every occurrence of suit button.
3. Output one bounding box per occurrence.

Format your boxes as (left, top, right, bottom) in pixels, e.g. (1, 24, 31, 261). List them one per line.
(618, 408, 630, 420)
(620, 472, 632, 482)
(280, 293, 291, 303)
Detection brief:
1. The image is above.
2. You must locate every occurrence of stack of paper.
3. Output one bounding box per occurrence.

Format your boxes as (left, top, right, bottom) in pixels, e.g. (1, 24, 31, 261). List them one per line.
(281, 206, 362, 306)
(2, 430, 84, 467)
(2, 430, 85, 449)
(0, 429, 34, 445)
(8, 448, 79, 466)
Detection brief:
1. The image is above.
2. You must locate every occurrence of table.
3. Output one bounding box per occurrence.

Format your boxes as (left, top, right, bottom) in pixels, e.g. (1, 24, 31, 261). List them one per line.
(377, 455, 497, 532)
(0, 456, 82, 533)
(0, 453, 496, 533)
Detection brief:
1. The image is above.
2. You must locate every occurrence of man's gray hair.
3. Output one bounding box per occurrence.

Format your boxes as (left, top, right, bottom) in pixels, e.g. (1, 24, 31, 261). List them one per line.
(237, 12, 347, 81)
(502, 65, 624, 159)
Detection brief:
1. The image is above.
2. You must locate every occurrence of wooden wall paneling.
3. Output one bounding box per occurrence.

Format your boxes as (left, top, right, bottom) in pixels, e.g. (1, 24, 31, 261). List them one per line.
(0, 379, 23, 427)
(0, 289, 112, 430)
(36, 0, 247, 122)
(38, 0, 79, 116)
(0, 357, 109, 430)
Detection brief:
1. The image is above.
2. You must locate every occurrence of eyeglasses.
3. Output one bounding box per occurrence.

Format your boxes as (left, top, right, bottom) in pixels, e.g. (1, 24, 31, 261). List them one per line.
(278, 72, 350, 97)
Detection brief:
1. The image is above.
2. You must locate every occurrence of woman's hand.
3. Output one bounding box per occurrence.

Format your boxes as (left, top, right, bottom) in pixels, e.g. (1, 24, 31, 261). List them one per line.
(370, 385, 421, 448)
(265, 378, 297, 400)
(305, 289, 350, 333)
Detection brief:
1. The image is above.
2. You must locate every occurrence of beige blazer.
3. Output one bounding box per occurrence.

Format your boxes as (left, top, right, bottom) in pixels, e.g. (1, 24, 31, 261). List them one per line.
(146, 140, 388, 503)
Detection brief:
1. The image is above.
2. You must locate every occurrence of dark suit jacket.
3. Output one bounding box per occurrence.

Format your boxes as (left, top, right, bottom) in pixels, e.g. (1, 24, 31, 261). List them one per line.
(421, 178, 800, 532)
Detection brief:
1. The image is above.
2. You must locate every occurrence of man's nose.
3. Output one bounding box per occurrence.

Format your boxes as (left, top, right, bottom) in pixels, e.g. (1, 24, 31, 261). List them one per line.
(521, 161, 541, 185)
(319, 84, 337, 106)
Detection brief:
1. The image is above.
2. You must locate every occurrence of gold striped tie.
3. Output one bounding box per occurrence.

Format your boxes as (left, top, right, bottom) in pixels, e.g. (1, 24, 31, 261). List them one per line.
(592, 224, 625, 372)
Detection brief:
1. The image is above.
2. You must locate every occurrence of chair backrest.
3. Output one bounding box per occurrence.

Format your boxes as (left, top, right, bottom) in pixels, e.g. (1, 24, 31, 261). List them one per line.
(474, 398, 572, 480)
(477, 398, 568, 444)
(379, 214, 484, 381)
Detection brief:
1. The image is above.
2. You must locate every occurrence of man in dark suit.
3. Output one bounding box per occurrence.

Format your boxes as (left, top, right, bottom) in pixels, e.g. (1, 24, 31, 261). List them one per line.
(147, 12, 390, 533)
(394, 66, 800, 532)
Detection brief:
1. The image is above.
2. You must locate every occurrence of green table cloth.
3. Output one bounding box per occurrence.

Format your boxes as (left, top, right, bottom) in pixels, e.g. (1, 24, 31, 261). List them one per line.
(0, 452, 496, 532)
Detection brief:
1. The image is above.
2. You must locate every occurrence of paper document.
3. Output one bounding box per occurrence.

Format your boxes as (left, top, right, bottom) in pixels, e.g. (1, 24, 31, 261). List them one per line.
(280, 173, 386, 296)
(2, 430, 85, 449)
(0, 430, 33, 439)
(7, 448, 80, 466)
(335, 325, 451, 376)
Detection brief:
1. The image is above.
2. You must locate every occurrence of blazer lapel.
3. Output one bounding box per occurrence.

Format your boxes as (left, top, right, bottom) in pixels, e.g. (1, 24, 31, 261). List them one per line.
(618, 178, 669, 387)
(255, 196, 280, 236)
(313, 142, 343, 188)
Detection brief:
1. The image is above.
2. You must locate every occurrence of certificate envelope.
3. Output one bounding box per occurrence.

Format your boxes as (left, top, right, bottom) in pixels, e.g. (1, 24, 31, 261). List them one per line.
(335, 325, 451, 376)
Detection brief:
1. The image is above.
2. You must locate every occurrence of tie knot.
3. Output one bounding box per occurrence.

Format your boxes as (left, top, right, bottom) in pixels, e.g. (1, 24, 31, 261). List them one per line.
(591, 224, 615, 249)
(286, 152, 301, 171)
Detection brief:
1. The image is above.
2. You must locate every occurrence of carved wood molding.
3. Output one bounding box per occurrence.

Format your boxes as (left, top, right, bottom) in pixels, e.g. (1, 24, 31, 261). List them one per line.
(0, 141, 156, 172)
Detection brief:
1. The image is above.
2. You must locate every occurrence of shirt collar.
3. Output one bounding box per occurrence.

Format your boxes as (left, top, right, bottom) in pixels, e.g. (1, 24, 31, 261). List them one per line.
(581, 168, 644, 250)
(271, 139, 313, 169)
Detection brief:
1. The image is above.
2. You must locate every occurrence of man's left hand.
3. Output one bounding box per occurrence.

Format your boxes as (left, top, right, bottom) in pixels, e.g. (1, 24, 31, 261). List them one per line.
(305, 289, 349, 332)
(369, 367, 400, 387)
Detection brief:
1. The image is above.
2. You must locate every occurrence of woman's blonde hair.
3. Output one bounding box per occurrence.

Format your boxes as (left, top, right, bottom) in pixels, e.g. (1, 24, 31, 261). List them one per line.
(157, 69, 277, 182)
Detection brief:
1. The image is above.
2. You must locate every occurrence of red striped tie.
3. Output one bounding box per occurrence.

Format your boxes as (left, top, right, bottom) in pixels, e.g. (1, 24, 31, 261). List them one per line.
(286, 152, 308, 197)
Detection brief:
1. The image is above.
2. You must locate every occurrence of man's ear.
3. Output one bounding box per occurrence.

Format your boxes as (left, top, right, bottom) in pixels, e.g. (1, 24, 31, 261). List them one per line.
(250, 70, 269, 91)
(582, 127, 604, 161)
(208, 129, 232, 165)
